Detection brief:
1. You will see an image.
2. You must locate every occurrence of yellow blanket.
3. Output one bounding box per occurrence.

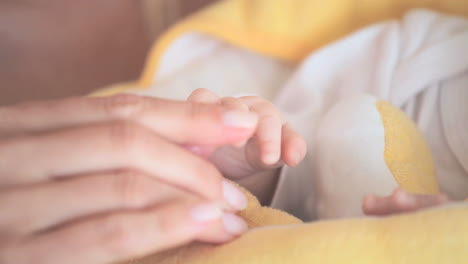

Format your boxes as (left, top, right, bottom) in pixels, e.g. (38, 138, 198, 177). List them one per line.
(128, 184, 468, 264)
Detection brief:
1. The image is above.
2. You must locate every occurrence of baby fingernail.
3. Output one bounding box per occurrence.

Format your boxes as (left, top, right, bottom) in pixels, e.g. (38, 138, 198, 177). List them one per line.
(292, 150, 304, 165)
(263, 152, 279, 165)
(222, 213, 248, 235)
(191, 203, 222, 222)
(222, 111, 258, 128)
(223, 181, 248, 210)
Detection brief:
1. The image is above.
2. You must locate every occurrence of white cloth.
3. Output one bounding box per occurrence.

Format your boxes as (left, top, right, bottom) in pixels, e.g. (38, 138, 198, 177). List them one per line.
(134, 9, 468, 221)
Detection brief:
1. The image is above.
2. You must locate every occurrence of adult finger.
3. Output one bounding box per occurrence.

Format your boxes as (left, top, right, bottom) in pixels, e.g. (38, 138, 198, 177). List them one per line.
(184, 89, 222, 156)
(0, 94, 257, 145)
(196, 212, 248, 244)
(2, 200, 225, 264)
(185, 94, 251, 156)
(0, 122, 249, 211)
(0, 170, 185, 236)
(187, 88, 220, 103)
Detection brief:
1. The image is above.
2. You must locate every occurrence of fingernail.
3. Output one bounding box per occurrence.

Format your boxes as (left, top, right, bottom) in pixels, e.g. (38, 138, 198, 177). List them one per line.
(191, 203, 222, 222)
(223, 181, 247, 210)
(292, 150, 305, 166)
(222, 111, 258, 128)
(222, 213, 248, 235)
(263, 152, 279, 165)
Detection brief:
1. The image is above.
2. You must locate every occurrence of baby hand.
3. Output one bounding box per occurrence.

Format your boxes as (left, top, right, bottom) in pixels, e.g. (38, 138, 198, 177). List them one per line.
(362, 188, 450, 216)
(186, 88, 307, 180)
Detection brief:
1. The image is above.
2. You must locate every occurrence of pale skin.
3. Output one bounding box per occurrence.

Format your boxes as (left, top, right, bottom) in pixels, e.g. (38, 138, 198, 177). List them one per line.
(0, 94, 262, 263)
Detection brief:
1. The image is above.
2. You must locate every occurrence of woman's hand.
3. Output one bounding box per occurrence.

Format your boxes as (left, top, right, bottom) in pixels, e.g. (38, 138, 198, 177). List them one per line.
(0, 94, 256, 264)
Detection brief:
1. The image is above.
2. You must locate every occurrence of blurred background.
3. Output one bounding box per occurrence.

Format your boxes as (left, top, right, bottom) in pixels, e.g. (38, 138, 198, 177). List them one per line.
(0, 0, 217, 105)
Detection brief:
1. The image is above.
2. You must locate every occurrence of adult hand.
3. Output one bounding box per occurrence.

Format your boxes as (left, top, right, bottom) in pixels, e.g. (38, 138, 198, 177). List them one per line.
(0, 94, 256, 264)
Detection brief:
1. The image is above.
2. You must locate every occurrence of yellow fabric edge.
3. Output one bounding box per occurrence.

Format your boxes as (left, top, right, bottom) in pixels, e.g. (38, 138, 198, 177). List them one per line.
(89, 82, 143, 97)
(96, 0, 468, 95)
(376, 100, 439, 194)
(138, 18, 313, 87)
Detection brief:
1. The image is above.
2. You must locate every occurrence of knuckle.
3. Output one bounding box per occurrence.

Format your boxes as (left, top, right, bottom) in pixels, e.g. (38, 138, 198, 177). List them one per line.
(184, 101, 206, 122)
(191, 160, 221, 190)
(245, 98, 281, 117)
(98, 217, 135, 256)
(112, 170, 151, 208)
(102, 94, 145, 119)
(258, 114, 283, 129)
(222, 97, 248, 111)
(240, 95, 260, 102)
(193, 88, 210, 95)
(153, 213, 170, 236)
(221, 96, 238, 102)
(243, 96, 271, 106)
(106, 121, 146, 152)
(152, 202, 188, 238)
(260, 101, 280, 114)
(261, 113, 280, 122)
